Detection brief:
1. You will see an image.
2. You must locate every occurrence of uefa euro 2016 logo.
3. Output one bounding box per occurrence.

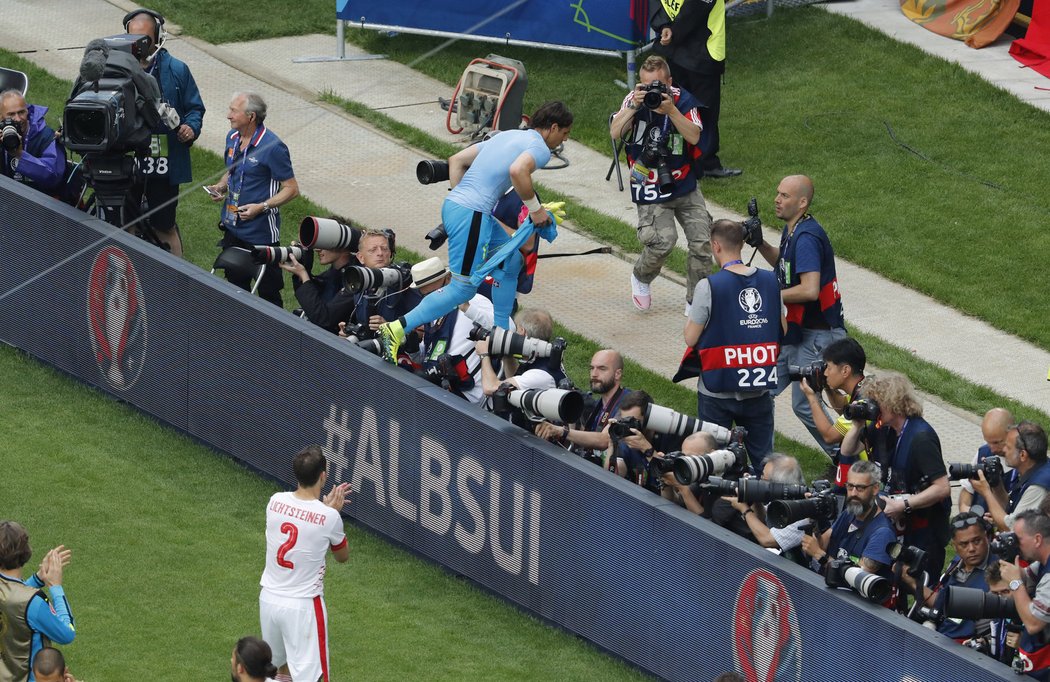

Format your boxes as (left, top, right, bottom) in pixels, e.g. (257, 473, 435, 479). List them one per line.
(87, 246, 147, 391)
(733, 569, 802, 682)
(739, 287, 763, 314)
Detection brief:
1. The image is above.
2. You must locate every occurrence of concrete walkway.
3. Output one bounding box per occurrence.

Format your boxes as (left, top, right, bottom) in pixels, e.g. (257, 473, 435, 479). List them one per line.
(4, 0, 1048, 463)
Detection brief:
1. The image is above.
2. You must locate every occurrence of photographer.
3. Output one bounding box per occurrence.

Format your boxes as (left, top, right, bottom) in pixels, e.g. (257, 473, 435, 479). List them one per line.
(841, 372, 951, 581)
(609, 54, 712, 314)
(959, 408, 1015, 515)
(798, 336, 870, 487)
(998, 510, 1050, 680)
(534, 349, 629, 461)
(279, 216, 356, 334)
(0, 521, 75, 682)
(476, 308, 563, 395)
(411, 257, 494, 405)
(802, 461, 896, 580)
(974, 420, 1050, 533)
(725, 454, 811, 565)
(0, 90, 65, 195)
(756, 175, 847, 454)
(905, 512, 998, 646)
(124, 8, 205, 258)
(684, 219, 784, 470)
(206, 92, 299, 307)
(338, 230, 420, 339)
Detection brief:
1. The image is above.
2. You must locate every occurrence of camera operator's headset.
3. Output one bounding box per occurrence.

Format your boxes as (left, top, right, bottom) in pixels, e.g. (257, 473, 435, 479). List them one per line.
(123, 8, 166, 60)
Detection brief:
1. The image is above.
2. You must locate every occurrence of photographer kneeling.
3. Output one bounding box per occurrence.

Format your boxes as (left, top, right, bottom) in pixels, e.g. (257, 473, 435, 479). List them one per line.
(280, 216, 357, 334)
(476, 308, 564, 395)
(1, 90, 65, 196)
(337, 230, 419, 340)
(904, 511, 998, 648)
(802, 460, 896, 582)
(724, 454, 811, 566)
(998, 510, 1050, 680)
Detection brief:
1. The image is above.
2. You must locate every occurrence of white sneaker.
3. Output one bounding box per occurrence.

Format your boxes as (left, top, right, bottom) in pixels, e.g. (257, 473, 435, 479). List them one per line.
(631, 274, 651, 311)
(685, 301, 692, 318)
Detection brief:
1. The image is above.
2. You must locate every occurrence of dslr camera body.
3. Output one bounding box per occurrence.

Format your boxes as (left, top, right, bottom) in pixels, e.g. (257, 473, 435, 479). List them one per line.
(948, 457, 1004, 488)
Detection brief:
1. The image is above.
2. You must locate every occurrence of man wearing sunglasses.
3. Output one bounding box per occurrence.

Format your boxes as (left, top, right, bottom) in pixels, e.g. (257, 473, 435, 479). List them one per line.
(974, 420, 1050, 533)
(904, 511, 997, 648)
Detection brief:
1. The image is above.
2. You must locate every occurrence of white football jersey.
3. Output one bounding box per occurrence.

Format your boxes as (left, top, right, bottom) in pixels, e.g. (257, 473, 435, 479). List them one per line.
(261, 491, 347, 598)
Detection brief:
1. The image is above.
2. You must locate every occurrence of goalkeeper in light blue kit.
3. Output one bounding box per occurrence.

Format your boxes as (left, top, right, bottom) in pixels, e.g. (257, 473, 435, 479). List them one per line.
(379, 101, 574, 363)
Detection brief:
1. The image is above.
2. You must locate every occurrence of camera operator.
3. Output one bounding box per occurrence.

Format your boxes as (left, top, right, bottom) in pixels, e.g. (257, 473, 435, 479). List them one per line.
(277, 216, 356, 333)
(206, 91, 299, 307)
(409, 257, 494, 405)
(798, 337, 870, 487)
(336, 230, 420, 340)
(124, 8, 205, 258)
(724, 454, 811, 565)
(684, 219, 784, 471)
(905, 512, 998, 646)
(974, 420, 1050, 533)
(609, 54, 712, 314)
(0, 90, 65, 195)
(802, 461, 896, 580)
(841, 372, 951, 581)
(959, 408, 1015, 515)
(534, 349, 629, 461)
(476, 308, 563, 395)
(998, 509, 1050, 680)
(755, 175, 846, 454)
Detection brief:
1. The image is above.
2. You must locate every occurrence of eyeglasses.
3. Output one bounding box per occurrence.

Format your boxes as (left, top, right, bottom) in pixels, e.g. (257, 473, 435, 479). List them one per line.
(845, 482, 875, 491)
(1012, 424, 1031, 456)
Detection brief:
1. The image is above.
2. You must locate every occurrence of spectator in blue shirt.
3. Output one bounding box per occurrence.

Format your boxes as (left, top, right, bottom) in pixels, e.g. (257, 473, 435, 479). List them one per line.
(207, 91, 299, 307)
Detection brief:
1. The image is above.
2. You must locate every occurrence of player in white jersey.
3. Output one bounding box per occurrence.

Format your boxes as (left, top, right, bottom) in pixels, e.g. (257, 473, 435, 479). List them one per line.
(260, 445, 351, 682)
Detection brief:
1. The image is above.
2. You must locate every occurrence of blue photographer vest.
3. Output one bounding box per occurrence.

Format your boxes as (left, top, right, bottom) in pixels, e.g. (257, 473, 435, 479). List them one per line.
(776, 216, 844, 345)
(624, 87, 702, 205)
(422, 309, 476, 396)
(1009, 461, 1050, 514)
(1020, 561, 1050, 677)
(881, 417, 951, 539)
(697, 268, 781, 393)
(933, 556, 995, 640)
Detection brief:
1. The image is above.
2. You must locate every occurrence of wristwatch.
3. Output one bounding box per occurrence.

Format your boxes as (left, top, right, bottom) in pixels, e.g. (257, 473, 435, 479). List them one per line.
(1010, 579, 1024, 592)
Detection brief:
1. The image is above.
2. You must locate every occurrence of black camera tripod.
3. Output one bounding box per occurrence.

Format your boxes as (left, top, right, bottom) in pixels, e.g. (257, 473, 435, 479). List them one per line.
(81, 150, 168, 251)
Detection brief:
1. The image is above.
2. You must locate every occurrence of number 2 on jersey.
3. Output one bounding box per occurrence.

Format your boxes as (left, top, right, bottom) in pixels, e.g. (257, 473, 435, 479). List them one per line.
(276, 522, 298, 569)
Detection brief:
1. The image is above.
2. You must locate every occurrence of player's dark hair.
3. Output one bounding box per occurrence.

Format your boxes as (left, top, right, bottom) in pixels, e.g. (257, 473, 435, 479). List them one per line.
(529, 101, 573, 130)
(32, 647, 66, 676)
(0, 520, 31, 570)
(235, 636, 278, 679)
(823, 337, 866, 377)
(292, 445, 327, 487)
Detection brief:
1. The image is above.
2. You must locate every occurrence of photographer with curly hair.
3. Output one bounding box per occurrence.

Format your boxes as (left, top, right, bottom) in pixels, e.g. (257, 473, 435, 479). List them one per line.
(840, 372, 951, 580)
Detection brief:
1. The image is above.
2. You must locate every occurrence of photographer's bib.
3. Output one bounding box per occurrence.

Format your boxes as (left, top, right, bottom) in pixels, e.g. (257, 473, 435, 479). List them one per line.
(697, 268, 781, 392)
(140, 133, 169, 176)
